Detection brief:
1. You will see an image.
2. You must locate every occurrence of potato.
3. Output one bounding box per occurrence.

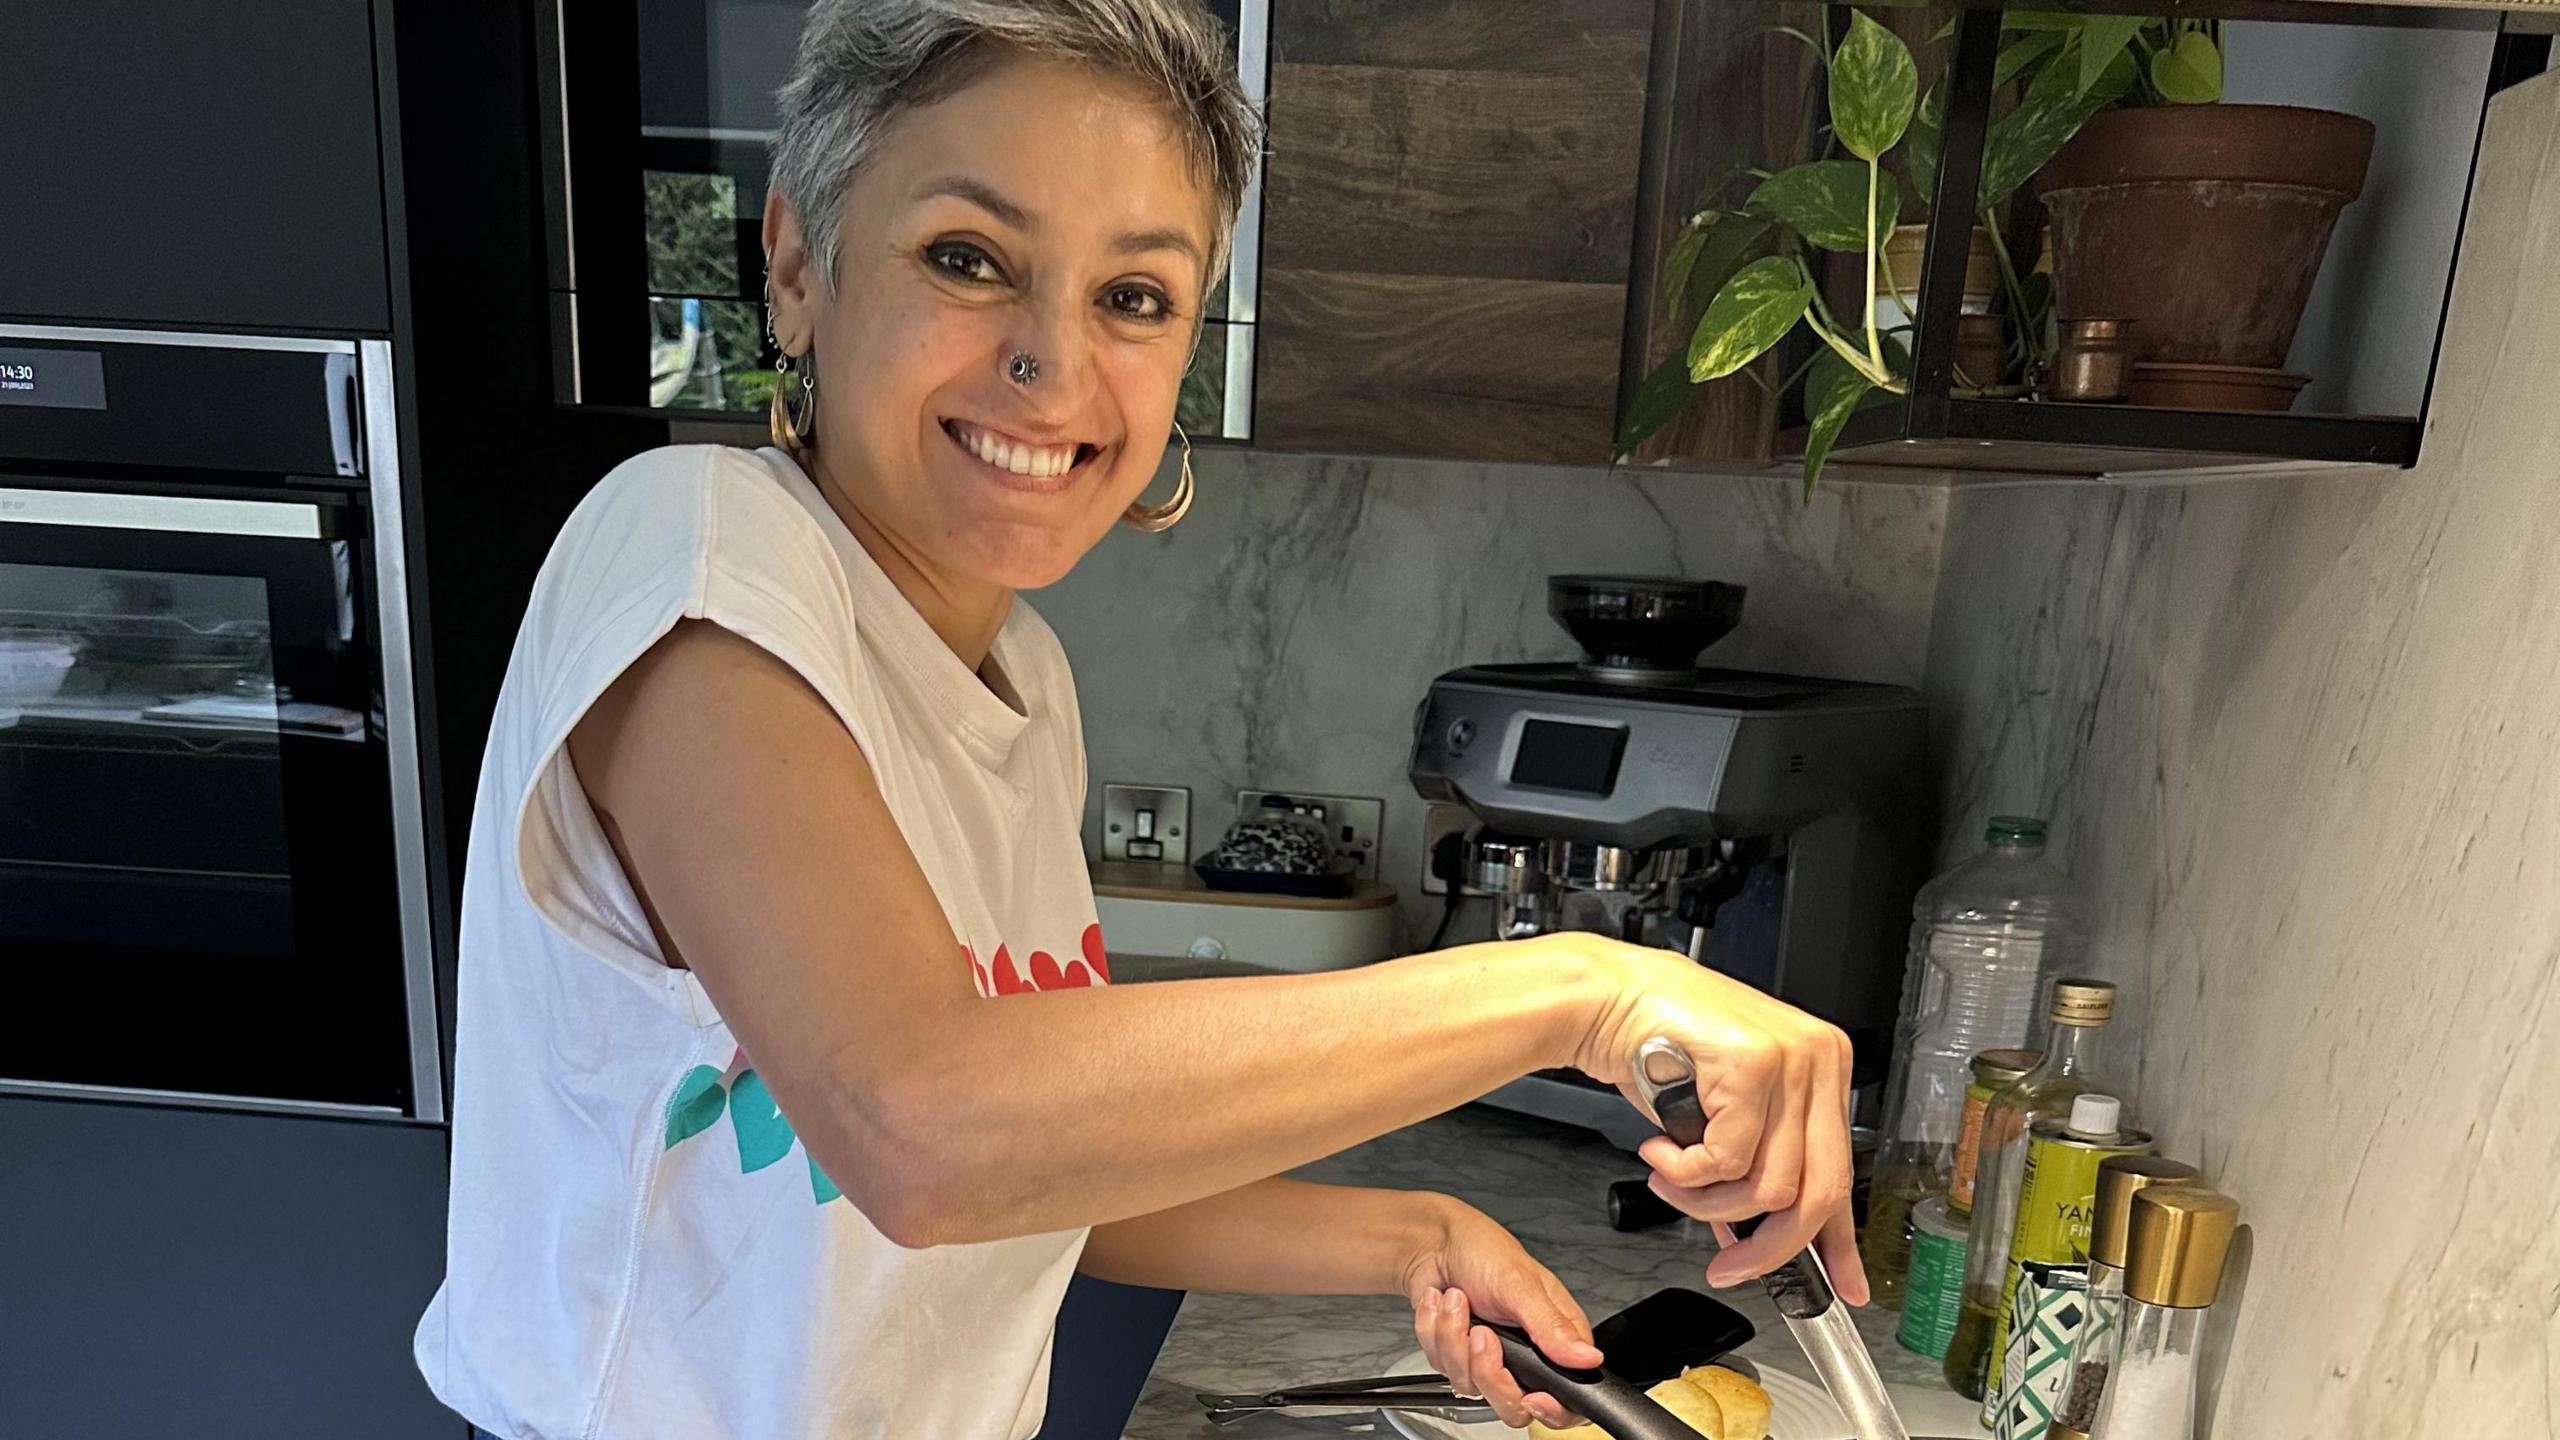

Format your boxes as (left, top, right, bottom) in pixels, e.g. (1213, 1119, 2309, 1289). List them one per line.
(1647, 1375, 1727, 1438)
(1680, 1366, 1771, 1440)
(1522, 1366, 1766, 1440)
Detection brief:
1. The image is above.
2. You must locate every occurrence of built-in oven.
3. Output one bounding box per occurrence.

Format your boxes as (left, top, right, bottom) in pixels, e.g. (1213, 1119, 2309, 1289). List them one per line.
(0, 323, 439, 1122)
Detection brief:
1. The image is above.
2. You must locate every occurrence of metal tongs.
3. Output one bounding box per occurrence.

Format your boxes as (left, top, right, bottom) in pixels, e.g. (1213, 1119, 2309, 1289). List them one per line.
(1631, 1035, 1916, 1440)
(1199, 1286, 1759, 1432)
(1195, 1373, 1495, 1427)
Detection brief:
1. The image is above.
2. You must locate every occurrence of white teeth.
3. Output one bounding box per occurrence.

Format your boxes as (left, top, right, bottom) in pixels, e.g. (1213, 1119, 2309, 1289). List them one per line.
(954, 421, 1077, 478)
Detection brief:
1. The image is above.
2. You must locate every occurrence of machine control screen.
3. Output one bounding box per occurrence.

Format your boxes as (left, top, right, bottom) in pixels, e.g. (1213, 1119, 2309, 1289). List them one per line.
(1510, 718, 1627, 796)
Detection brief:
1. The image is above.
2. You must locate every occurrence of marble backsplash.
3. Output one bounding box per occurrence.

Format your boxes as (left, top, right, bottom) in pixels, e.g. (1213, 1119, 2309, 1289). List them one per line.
(1031, 451, 1948, 945)
(1036, 69, 2560, 1440)
(1917, 73, 2560, 1440)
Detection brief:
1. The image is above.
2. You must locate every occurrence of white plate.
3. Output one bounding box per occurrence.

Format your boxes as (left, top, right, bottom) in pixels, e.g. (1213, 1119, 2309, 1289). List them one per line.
(1377, 1349, 1849, 1440)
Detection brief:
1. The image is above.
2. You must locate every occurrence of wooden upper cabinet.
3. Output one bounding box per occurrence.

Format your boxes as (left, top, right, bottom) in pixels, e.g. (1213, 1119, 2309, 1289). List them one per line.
(1252, 0, 1654, 464)
(1621, 1, 1831, 468)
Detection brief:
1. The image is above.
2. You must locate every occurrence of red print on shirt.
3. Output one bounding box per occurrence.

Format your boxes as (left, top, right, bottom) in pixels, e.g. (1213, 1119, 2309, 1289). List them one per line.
(965, 924, 1110, 996)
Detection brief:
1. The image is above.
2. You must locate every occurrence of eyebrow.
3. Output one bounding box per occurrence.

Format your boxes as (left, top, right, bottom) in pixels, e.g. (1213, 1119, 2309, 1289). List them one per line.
(917, 174, 1207, 272)
(1115, 226, 1206, 269)
(919, 175, 1032, 231)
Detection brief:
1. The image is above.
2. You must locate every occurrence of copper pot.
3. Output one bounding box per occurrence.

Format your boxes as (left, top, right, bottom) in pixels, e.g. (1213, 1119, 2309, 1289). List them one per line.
(1954, 313, 2006, 392)
(2048, 317, 2133, 402)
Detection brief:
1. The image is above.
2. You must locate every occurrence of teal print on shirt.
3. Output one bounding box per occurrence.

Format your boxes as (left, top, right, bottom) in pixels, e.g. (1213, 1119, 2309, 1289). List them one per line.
(660, 926, 1107, 1205)
(661, 1059, 844, 1206)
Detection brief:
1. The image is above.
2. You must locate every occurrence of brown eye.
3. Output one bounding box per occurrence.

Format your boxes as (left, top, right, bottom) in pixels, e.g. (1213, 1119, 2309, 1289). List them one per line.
(927, 241, 1005, 285)
(1107, 285, 1170, 323)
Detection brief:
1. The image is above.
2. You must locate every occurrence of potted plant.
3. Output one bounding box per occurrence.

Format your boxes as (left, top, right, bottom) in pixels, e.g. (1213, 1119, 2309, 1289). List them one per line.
(2005, 15, 2373, 409)
(1617, 11, 1930, 492)
(1620, 10, 2117, 491)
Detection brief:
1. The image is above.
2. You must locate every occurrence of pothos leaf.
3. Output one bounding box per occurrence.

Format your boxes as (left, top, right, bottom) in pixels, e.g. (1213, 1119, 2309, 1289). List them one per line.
(1688, 256, 1815, 383)
(1801, 367, 1877, 498)
(2075, 15, 2149, 95)
(1978, 95, 2084, 208)
(2149, 29, 2223, 104)
(1749, 161, 1905, 252)
(1829, 10, 1921, 162)
(1995, 30, 2065, 88)
(1683, 215, 1780, 316)
(1659, 218, 1712, 314)
(1907, 82, 1948, 207)
(1618, 355, 1696, 455)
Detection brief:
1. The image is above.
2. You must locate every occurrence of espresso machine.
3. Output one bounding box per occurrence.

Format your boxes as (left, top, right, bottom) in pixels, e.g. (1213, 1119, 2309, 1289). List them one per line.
(1408, 576, 1930, 1147)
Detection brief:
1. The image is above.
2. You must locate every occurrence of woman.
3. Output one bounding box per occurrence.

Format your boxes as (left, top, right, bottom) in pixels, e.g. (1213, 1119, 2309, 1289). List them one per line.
(415, 1, 1865, 1436)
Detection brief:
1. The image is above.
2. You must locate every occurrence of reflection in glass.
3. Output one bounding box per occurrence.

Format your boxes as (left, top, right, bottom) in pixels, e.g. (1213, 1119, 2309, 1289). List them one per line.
(1178, 322, 1231, 439)
(0, 563, 288, 729)
(0, 562, 305, 959)
(646, 168, 773, 411)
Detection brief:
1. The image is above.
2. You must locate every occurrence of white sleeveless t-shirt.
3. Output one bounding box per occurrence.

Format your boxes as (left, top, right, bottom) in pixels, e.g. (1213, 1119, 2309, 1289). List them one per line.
(413, 444, 1109, 1439)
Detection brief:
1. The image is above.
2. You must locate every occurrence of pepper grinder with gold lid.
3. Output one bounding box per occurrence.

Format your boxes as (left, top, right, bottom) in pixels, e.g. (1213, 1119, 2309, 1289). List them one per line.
(2047, 1157, 2205, 1440)
(2083, 1186, 2240, 1440)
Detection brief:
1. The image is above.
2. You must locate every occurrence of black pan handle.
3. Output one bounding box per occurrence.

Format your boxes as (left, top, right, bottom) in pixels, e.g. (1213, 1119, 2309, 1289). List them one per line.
(1480, 1321, 1702, 1440)
(1607, 1177, 1684, 1231)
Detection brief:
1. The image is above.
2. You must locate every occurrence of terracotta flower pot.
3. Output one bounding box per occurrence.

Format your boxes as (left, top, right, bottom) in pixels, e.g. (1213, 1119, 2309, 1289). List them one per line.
(2127, 361, 2309, 411)
(2035, 104, 2375, 371)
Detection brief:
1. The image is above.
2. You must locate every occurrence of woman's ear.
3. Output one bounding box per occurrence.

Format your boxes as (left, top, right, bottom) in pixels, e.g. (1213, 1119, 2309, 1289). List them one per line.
(761, 191, 819, 355)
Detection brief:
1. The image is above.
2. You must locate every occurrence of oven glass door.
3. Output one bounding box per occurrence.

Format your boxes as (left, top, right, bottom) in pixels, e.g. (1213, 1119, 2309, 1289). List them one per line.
(0, 483, 414, 1113)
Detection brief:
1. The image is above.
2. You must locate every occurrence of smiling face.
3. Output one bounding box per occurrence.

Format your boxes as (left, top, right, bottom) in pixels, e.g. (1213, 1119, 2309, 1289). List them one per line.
(764, 51, 1216, 594)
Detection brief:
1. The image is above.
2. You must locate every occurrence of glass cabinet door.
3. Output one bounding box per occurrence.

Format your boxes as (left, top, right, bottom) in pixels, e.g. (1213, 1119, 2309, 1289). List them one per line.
(545, 0, 1266, 439)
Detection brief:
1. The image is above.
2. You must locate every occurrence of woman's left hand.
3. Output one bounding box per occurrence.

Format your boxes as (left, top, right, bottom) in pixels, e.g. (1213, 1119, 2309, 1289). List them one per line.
(1402, 1200, 1600, 1431)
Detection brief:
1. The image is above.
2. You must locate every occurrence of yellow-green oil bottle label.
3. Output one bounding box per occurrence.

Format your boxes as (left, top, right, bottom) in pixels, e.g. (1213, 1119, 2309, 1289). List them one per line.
(1982, 1127, 2148, 1415)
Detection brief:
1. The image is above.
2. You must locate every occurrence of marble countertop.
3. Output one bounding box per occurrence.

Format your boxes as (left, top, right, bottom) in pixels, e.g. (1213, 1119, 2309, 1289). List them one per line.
(1124, 1104, 1983, 1438)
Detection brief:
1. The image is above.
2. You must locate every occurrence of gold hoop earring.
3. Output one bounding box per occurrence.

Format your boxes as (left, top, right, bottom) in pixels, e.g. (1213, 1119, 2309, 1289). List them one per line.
(768, 350, 817, 453)
(1122, 422, 1194, 532)
(763, 274, 817, 454)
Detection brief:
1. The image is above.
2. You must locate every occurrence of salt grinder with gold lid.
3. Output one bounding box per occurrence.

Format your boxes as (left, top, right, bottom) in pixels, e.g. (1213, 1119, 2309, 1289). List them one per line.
(2081, 1186, 2240, 1440)
(2049, 1156, 2205, 1440)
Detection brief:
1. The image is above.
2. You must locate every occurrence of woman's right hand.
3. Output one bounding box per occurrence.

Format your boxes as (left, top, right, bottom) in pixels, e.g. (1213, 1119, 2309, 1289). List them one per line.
(1559, 937, 1867, 1300)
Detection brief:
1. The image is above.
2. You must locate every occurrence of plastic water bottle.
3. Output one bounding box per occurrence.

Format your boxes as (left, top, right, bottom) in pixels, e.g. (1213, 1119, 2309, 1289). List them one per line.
(1860, 816, 2083, 1307)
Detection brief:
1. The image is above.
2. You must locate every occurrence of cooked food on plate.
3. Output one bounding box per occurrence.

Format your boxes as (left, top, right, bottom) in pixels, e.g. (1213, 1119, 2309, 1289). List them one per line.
(1524, 1363, 1770, 1440)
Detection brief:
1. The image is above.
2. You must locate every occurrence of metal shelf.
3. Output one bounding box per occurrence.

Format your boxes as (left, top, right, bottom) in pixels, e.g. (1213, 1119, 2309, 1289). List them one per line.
(1711, 8, 2549, 484)
(1820, 394, 2420, 479)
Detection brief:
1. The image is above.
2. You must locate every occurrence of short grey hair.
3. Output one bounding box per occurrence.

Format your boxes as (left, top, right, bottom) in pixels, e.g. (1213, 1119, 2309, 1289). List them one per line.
(771, 0, 1262, 297)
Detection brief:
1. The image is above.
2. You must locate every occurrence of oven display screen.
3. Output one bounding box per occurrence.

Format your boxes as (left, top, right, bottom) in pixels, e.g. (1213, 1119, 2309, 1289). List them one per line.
(0, 347, 108, 411)
(1510, 719, 1628, 797)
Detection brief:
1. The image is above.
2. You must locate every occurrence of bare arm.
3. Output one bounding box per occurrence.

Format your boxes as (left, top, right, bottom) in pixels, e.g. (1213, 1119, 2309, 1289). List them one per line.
(1077, 1177, 1449, 1296)
(1082, 1179, 1610, 1432)
(570, 620, 1857, 1288)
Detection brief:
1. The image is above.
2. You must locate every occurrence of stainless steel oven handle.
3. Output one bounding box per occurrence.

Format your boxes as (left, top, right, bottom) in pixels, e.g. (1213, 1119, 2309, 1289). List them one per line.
(0, 486, 324, 539)
(358, 339, 447, 1126)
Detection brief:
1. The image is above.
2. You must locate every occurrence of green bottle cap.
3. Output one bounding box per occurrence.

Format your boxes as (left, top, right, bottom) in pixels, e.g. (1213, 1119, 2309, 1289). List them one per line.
(1986, 816, 2046, 845)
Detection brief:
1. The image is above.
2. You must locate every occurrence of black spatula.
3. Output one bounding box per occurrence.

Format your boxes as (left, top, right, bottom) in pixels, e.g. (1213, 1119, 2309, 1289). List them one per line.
(1197, 1286, 1752, 1428)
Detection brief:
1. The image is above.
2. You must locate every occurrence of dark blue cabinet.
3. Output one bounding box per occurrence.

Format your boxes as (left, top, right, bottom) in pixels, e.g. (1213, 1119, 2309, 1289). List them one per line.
(0, 1099, 460, 1440)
